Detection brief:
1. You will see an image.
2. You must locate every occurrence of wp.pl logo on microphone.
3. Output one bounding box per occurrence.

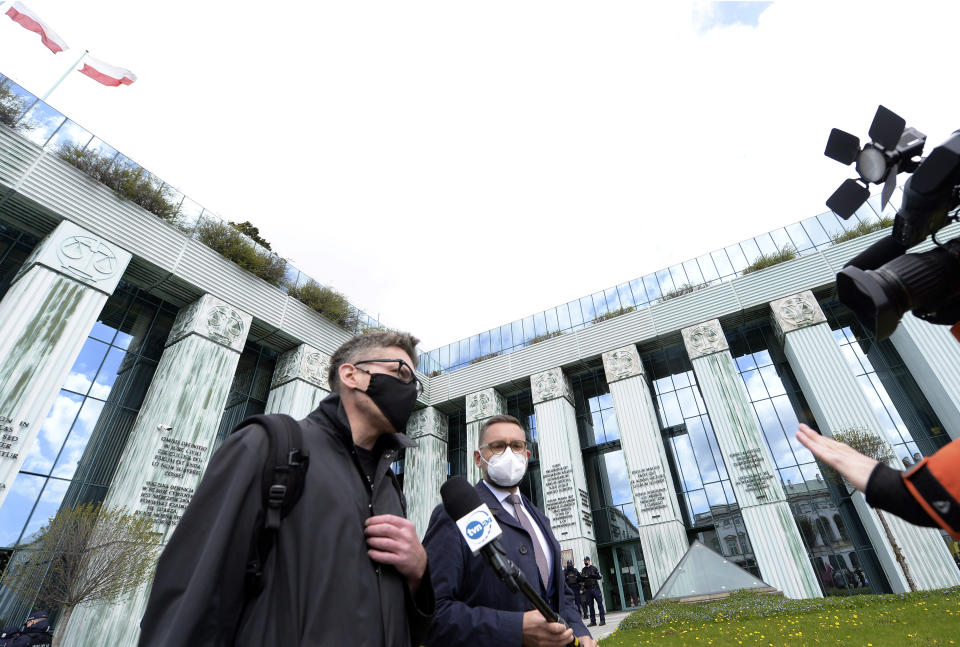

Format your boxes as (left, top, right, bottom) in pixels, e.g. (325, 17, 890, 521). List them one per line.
(456, 504, 502, 554)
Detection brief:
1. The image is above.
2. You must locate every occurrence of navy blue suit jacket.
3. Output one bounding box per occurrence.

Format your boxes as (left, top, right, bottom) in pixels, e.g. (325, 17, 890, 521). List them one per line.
(422, 481, 589, 646)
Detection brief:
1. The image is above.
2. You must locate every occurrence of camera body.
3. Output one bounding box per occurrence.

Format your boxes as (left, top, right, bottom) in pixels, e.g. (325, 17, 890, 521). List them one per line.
(825, 112, 960, 341)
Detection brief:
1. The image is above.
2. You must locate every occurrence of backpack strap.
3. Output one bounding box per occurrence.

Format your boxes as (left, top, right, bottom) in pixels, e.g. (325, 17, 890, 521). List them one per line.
(230, 413, 309, 598)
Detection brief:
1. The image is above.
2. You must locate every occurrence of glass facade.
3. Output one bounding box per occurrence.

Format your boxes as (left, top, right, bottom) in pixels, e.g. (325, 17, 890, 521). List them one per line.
(0, 224, 38, 301)
(726, 321, 888, 595)
(0, 280, 178, 620)
(213, 343, 278, 451)
(418, 194, 899, 376)
(641, 344, 760, 577)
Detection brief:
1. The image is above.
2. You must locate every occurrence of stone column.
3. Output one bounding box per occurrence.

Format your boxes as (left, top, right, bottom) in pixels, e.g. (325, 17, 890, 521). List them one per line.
(771, 290, 960, 592)
(403, 407, 448, 538)
(59, 294, 252, 647)
(682, 319, 822, 599)
(889, 313, 960, 441)
(465, 387, 506, 485)
(0, 220, 131, 505)
(531, 368, 598, 567)
(602, 345, 688, 592)
(264, 344, 330, 418)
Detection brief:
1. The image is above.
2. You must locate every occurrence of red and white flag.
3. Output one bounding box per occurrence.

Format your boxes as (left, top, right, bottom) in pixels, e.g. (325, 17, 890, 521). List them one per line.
(4, 1, 69, 53)
(79, 54, 137, 87)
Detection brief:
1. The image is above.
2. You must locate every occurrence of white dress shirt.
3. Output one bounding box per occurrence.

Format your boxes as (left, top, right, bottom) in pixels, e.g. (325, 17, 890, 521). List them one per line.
(482, 480, 554, 583)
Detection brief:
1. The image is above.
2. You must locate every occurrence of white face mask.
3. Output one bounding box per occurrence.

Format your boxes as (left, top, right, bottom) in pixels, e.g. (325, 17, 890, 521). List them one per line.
(481, 450, 528, 488)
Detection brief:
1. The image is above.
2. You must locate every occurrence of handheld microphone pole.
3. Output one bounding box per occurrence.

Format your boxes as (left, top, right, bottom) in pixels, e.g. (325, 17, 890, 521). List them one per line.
(441, 477, 580, 647)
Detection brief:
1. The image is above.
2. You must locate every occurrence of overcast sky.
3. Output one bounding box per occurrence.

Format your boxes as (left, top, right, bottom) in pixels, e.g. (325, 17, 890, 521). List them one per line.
(2, 1, 959, 350)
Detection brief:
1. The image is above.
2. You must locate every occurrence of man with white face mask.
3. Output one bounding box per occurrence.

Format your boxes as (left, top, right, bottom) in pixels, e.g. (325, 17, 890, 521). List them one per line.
(422, 415, 595, 647)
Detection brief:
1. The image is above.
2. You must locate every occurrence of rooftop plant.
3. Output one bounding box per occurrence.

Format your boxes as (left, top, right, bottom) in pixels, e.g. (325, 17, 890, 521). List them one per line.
(193, 218, 287, 287)
(660, 281, 711, 302)
(528, 330, 563, 345)
(287, 279, 357, 329)
(591, 305, 635, 324)
(57, 145, 179, 221)
(741, 245, 797, 275)
(831, 215, 894, 244)
(470, 352, 500, 365)
(0, 78, 30, 128)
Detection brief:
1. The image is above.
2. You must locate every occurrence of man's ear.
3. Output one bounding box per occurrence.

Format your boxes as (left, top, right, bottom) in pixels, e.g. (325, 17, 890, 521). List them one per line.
(473, 449, 482, 468)
(339, 363, 360, 390)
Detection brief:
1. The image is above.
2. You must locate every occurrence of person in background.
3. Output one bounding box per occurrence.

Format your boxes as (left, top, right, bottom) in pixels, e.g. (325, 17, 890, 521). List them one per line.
(580, 557, 605, 627)
(8, 611, 49, 647)
(563, 560, 585, 620)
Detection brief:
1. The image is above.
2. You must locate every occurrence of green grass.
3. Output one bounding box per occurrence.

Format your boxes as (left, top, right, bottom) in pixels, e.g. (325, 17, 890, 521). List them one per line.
(600, 588, 960, 647)
(830, 216, 894, 244)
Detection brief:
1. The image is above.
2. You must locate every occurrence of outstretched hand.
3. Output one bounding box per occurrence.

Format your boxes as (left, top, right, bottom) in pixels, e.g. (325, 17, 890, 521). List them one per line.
(795, 423, 879, 492)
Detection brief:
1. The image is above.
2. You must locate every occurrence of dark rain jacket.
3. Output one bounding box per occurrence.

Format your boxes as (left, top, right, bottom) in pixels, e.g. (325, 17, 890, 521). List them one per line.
(8, 620, 50, 647)
(867, 437, 960, 539)
(139, 392, 434, 647)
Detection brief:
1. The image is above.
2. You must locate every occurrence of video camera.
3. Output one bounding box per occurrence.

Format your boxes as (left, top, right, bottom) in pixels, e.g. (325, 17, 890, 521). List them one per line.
(824, 106, 960, 341)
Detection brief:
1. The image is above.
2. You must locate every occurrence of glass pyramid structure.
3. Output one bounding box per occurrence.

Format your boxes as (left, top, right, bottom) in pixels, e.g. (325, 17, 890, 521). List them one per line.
(652, 540, 775, 601)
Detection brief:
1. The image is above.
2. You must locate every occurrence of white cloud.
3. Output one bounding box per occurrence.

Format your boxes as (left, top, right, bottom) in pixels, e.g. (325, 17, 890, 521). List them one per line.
(2, 1, 958, 351)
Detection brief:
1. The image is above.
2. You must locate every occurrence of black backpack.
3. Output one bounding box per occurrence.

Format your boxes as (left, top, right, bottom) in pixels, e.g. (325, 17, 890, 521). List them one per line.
(230, 414, 310, 598)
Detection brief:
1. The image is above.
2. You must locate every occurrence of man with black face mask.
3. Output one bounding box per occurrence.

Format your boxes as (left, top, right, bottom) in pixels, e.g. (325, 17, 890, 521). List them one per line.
(140, 331, 434, 647)
(421, 415, 594, 647)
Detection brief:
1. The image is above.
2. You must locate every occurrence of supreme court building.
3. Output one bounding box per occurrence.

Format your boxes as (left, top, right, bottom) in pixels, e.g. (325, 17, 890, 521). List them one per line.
(0, 72, 959, 645)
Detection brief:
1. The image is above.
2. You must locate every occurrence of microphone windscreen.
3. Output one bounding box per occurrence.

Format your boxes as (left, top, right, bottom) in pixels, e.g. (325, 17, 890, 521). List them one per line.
(441, 476, 481, 521)
(844, 235, 907, 270)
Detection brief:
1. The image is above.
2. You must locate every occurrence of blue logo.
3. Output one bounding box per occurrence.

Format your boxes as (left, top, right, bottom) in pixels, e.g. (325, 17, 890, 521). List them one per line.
(467, 521, 487, 539)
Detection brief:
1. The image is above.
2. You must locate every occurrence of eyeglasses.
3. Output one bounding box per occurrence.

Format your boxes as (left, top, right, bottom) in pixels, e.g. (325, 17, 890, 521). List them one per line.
(479, 440, 528, 455)
(354, 359, 423, 395)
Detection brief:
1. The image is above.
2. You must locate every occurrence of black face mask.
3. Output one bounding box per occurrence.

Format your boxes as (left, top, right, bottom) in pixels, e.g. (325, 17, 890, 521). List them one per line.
(358, 372, 419, 433)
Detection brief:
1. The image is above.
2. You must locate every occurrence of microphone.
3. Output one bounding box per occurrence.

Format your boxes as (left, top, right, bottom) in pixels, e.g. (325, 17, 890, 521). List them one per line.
(843, 235, 908, 271)
(440, 477, 580, 646)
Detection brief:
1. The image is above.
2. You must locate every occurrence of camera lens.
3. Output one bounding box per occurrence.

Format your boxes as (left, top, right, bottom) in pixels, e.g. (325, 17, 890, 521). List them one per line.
(837, 241, 960, 340)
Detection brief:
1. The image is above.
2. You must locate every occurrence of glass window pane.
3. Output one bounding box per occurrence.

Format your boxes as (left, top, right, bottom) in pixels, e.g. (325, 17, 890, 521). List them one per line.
(754, 233, 778, 257)
(501, 324, 514, 350)
(817, 212, 845, 239)
(580, 297, 596, 322)
(591, 291, 608, 318)
(682, 259, 705, 285)
(0, 473, 45, 546)
(739, 239, 763, 266)
(44, 119, 93, 153)
(21, 478, 70, 541)
(89, 347, 127, 400)
(22, 390, 84, 475)
(629, 278, 648, 306)
(19, 102, 67, 146)
(533, 313, 547, 337)
(544, 308, 559, 333)
(617, 283, 635, 309)
(785, 222, 815, 251)
(642, 274, 661, 302)
(567, 301, 584, 327)
(51, 398, 106, 479)
(710, 250, 734, 278)
(489, 328, 501, 354)
(66, 337, 110, 394)
(656, 269, 676, 295)
(512, 320, 524, 347)
(724, 244, 749, 273)
(801, 217, 830, 246)
(696, 255, 720, 283)
(556, 304, 571, 331)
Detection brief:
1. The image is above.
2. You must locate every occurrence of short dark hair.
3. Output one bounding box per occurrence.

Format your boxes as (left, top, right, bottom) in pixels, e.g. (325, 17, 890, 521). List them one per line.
(478, 414, 525, 447)
(327, 330, 420, 392)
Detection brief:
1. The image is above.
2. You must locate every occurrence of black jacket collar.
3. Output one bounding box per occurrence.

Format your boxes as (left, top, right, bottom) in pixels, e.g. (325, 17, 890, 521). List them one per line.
(308, 391, 418, 451)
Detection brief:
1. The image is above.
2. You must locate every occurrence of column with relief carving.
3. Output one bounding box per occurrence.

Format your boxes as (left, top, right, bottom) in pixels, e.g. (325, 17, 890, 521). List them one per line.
(0, 220, 131, 505)
(889, 314, 960, 440)
(265, 344, 331, 418)
(682, 319, 821, 599)
(531, 368, 598, 566)
(771, 290, 960, 591)
(59, 294, 252, 647)
(403, 407, 448, 538)
(602, 345, 688, 592)
(465, 388, 506, 485)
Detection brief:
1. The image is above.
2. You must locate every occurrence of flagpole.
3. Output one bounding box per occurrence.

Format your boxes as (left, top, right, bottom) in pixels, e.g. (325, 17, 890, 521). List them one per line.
(40, 48, 87, 103)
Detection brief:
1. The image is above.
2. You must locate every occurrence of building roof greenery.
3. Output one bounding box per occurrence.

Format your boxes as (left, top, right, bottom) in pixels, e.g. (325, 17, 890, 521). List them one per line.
(0, 71, 387, 336)
(740, 245, 797, 275)
(830, 215, 894, 244)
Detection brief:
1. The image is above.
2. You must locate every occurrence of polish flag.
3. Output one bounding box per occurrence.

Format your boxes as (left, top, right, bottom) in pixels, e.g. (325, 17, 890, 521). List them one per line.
(79, 55, 137, 87)
(4, 2, 69, 53)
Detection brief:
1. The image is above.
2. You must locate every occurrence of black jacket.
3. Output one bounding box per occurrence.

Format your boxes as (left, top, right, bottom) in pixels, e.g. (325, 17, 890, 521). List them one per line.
(139, 392, 434, 646)
(581, 565, 601, 590)
(422, 481, 589, 646)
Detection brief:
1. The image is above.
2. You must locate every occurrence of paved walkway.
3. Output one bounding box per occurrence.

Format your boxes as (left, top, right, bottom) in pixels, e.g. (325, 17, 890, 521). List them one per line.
(582, 609, 634, 641)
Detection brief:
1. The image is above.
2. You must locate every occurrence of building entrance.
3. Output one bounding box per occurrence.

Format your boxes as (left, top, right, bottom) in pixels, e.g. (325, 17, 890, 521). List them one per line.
(597, 541, 652, 612)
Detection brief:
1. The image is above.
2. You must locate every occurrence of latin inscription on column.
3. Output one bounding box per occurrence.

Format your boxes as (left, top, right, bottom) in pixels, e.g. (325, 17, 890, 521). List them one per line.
(630, 465, 668, 513)
(729, 448, 774, 499)
(544, 464, 576, 528)
(0, 416, 30, 487)
(136, 436, 209, 526)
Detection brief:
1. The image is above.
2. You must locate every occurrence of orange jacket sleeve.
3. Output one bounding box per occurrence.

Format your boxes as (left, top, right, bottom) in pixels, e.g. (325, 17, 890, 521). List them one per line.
(902, 439, 960, 540)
